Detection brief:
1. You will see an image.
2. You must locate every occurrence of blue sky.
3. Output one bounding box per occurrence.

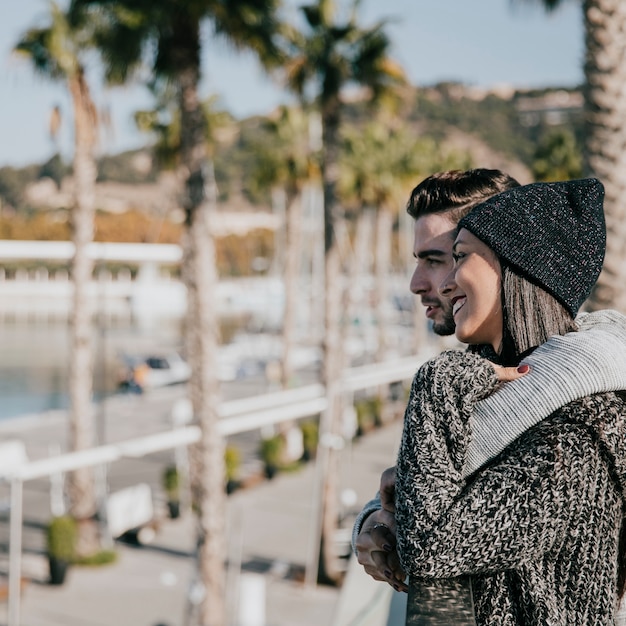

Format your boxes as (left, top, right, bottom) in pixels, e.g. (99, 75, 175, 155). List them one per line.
(0, 0, 583, 168)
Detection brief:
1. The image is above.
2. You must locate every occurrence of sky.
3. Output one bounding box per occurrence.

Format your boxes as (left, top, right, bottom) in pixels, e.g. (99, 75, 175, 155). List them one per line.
(0, 0, 584, 168)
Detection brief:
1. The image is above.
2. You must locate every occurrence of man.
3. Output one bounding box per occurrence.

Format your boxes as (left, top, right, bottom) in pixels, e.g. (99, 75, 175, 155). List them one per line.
(353, 168, 521, 592)
(352, 169, 626, 599)
(407, 169, 520, 336)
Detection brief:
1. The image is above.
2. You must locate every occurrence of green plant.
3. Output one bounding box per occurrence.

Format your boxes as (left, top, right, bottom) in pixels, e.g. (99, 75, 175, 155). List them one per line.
(259, 434, 284, 479)
(73, 550, 117, 566)
(46, 515, 77, 561)
(162, 465, 180, 500)
(300, 420, 319, 461)
(368, 396, 383, 427)
(224, 445, 241, 483)
(355, 399, 376, 436)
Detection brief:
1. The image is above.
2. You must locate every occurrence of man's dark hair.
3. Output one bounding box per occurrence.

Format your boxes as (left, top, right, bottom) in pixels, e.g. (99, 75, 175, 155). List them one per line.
(407, 168, 521, 223)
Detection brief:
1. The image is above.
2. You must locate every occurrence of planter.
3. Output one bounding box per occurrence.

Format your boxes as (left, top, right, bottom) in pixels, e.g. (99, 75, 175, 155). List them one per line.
(48, 556, 69, 585)
(162, 465, 181, 518)
(167, 500, 180, 519)
(226, 479, 241, 495)
(264, 464, 278, 480)
(300, 420, 319, 462)
(46, 515, 76, 586)
(259, 435, 284, 480)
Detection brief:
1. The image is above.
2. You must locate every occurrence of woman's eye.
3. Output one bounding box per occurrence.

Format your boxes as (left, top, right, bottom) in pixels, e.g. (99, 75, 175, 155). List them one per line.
(452, 252, 465, 263)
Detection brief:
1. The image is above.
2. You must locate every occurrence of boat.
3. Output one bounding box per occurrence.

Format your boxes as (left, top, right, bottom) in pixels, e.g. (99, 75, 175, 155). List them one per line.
(118, 352, 191, 391)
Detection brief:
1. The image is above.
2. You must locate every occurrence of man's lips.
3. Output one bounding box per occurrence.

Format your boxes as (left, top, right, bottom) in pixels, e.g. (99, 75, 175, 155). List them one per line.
(422, 301, 441, 318)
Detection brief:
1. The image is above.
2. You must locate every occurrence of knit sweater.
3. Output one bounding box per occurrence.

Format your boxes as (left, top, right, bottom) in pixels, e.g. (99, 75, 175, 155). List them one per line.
(396, 350, 626, 625)
(466, 309, 626, 475)
(352, 310, 626, 551)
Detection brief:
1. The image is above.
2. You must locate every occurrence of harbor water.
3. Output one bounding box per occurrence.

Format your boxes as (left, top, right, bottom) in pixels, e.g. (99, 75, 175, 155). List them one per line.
(0, 319, 185, 422)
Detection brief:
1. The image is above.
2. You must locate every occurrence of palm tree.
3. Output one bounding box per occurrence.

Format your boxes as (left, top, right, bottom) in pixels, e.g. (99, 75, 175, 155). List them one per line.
(340, 121, 471, 390)
(340, 122, 430, 365)
(282, 0, 405, 584)
(70, 1, 281, 622)
(531, 128, 583, 182)
(250, 105, 320, 389)
(16, 2, 100, 555)
(517, 0, 626, 311)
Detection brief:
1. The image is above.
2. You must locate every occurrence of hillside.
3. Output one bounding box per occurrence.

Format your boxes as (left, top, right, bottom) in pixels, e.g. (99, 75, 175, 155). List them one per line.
(0, 82, 583, 220)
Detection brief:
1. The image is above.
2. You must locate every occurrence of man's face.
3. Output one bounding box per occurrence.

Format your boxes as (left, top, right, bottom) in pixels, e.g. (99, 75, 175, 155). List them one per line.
(409, 213, 456, 335)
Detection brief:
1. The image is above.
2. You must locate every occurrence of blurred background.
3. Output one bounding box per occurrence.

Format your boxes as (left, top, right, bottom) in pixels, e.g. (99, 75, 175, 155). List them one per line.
(0, 1, 622, 625)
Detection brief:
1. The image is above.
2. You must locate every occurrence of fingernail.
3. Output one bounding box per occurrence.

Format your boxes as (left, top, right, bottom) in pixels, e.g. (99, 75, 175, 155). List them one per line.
(384, 570, 392, 579)
(393, 584, 400, 592)
(383, 544, 393, 552)
(517, 364, 530, 374)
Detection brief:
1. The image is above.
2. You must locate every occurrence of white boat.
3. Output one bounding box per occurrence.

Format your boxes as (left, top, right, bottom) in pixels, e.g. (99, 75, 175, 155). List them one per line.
(119, 352, 191, 390)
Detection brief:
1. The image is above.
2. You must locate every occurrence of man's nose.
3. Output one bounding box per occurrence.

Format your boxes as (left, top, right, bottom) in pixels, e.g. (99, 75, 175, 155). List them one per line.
(410, 267, 429, 295)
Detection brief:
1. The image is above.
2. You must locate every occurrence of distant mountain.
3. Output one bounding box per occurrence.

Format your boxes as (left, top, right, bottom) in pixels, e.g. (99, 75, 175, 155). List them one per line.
(0, 83, 583, 215)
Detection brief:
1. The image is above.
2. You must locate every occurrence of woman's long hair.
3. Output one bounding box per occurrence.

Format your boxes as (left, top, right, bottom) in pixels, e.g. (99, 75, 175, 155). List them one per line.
(497, 262, 578, 366)
(491, 263, 626, 600)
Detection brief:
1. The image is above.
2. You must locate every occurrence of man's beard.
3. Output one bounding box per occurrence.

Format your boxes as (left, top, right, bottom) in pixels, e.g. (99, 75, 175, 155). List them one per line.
(431, 307, 455, 336)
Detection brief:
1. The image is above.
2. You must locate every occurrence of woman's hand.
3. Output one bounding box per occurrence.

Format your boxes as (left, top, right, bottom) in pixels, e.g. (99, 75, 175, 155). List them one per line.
(490, 362, 530, 382)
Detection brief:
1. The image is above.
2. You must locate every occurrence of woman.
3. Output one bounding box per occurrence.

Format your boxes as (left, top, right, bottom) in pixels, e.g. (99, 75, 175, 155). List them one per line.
(393, 178, 626, 625)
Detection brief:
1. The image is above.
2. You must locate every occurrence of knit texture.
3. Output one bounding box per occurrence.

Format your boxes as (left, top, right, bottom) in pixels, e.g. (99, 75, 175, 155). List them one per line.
(351, 310, 626, 553)
(458, 178, 605, 316)
(465, 309, 626, 476)
(395, 350, 626, 626)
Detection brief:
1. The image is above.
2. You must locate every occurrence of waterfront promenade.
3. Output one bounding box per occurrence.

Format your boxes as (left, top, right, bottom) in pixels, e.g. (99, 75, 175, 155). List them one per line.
(0, 384, 406, 626)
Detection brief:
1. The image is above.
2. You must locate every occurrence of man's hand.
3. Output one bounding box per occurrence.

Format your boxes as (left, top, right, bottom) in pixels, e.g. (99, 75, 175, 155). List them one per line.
(355, 508, 407, 592)
(379, 466, 397, 514)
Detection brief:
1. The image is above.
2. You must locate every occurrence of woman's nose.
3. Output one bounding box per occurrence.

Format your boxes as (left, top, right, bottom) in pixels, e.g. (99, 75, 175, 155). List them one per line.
(438, 270, 455, 297)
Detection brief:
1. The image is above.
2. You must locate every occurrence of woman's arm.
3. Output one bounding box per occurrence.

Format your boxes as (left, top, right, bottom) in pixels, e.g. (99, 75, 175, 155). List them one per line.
(394, 350, 498, 534)
(396, 415, 594, 579)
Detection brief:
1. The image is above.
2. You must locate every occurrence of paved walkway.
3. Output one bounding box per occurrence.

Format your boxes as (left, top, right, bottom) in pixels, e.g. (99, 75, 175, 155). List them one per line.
(0, 389, 407, 626)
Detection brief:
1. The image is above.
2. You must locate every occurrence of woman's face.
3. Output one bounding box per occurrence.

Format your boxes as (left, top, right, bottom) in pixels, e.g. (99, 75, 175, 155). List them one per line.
(439, 228, 503, 352)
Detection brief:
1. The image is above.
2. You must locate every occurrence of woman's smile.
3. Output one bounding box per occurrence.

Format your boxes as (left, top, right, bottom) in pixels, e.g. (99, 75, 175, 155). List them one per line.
(439, 229, 503, 352)
(451, 296, 466, 317)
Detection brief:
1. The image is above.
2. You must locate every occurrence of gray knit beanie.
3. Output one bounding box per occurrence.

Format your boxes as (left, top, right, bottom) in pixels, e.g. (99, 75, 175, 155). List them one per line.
(458, 178, 606, 316)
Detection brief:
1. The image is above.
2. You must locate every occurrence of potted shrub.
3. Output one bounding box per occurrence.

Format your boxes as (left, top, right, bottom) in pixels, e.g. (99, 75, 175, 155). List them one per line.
(259, 435, 284, 480)
(224, 445, 241, 494)
(300, 420, 319, 462)
(162, 465, 181, 519)
(46, 515, 77, 585)
(355, 399, 376, 436)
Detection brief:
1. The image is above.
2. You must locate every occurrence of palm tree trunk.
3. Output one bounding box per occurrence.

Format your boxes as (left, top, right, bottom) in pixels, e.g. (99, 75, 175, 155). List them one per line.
(176, 22, 226, 623)
(374, 206, 392, 363)
(346, 208, 373, 350)
(66, 69, 99, 554)
(281, 187, 302, 389)
(317, 95, 345, 585)
(583, 0, 626, 312)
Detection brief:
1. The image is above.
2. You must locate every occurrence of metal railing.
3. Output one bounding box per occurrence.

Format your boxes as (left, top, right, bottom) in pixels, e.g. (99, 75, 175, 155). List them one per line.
(3, 352, 436, 626)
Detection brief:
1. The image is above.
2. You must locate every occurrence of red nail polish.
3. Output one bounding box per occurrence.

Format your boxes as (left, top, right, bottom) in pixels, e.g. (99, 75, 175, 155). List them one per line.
(517, 364, 530, 374)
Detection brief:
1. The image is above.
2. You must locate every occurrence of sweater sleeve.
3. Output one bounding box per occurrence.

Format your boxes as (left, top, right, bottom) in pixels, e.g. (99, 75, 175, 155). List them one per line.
(396, 413, 596, 579)
(351, 493, 382, 554)
(395, 350, 498, 543)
